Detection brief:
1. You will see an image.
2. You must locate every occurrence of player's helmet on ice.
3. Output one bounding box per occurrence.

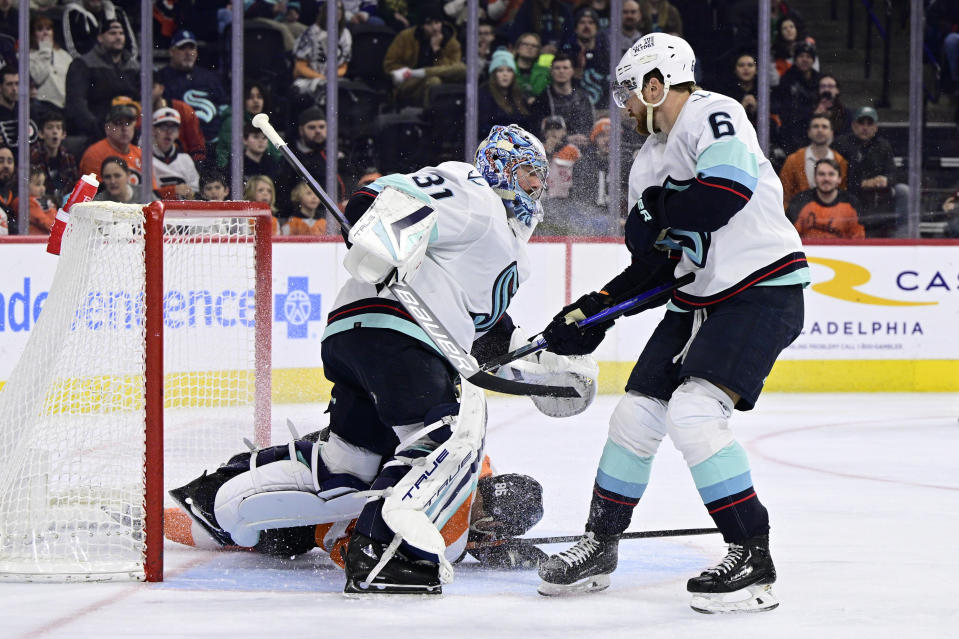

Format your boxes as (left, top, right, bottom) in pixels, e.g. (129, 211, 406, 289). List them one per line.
(612, 33, 696, 109)
(475, 473, 544, 537)
(475, 124, 549, 232)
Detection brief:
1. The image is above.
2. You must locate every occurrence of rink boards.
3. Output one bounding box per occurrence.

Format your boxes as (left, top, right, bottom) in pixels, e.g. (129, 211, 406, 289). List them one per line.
(0, 237, 956, 396)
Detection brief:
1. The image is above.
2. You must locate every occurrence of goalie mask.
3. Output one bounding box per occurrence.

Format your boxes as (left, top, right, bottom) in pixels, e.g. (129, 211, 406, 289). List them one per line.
(474, 473, 544, 538)
(475, 124, 548, 237)
(612, 33, 696, 133)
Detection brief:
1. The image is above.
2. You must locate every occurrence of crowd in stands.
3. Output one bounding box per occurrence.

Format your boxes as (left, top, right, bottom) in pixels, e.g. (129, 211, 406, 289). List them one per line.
(0, 0, 952, 240)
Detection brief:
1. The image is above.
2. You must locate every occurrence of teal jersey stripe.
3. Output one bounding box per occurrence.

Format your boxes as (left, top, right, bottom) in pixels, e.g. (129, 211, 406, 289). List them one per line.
(698, 138, 759, 190)
(595, 439, 654, 499)
(690, 442, 752, 489)
(322, 312, 441, 355)
(370, 173, 433, 204)
(756, 266, 811, 288)
(699, 164, 759, 192)
(696, 469, 754, 503)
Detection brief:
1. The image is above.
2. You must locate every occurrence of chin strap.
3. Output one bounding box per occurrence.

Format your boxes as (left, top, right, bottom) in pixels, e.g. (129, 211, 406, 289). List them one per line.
(639, 81, 671, 134)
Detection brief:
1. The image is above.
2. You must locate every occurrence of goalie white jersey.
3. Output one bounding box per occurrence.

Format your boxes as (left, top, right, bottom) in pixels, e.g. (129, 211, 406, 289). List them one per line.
(629, 90, 810, 309)
(324, 161, 531, 351)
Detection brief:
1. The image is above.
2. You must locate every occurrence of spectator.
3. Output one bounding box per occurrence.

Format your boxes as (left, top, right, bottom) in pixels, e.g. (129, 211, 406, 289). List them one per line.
(282, 181, 327, 235)
(478, 50, 537, 136)
(640, 0, 682, 36)
(79, 103, 146, 185)
(292, 1, 353, 107)
(561, 8, 610, 108)
(344, 1, 382, 25)
(511, 33, 550, 99)
(275, 107, 345, 211)
(377, 0, 411, 32)
(282, 1, 309, 39)
(774, 41, 821, 152)
(64, 18, 139, 143)
(779, 114, 848, 209)
(243, 175, 281, 235)
(152, 79, 207, 165)
(29, 14, 73, 112)
(152, 107, 200, 200)
(788, 158, 865, 240)
(0, 144, 15, 233)
(244, 0, 298, 51)
(0, 0, 16, 42)
(833, 106, 909, 234)
(508, 0, 574, 53)
(535, 53, 594, 142)
(30, 110, 79, 206)
(583, 0, 612, 31)
(93, 156, 144, 204)
(242, 123, 282, 182)
(476, 20, 498, 75)
(383, 8, 466, 108)
(772, 16, 816, 77)
(62, 0, 138, 59)
(564, 116, 621, 235)
(0, 68, 38, 147)
(812, 74, 851, 137)
(157, 29, 229, 145)
(215, 81, 279, 170)
(539, 115, 581, 201)
(199, 169, 230, 201)
(12, 167, 57, 235)
(486, 0, 524, 26)
(618, 0, 645, 57)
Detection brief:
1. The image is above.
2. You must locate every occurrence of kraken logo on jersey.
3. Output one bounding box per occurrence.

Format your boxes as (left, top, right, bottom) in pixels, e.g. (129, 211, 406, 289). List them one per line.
(470, 262, 519, 332)
(664, 229, 711, 269)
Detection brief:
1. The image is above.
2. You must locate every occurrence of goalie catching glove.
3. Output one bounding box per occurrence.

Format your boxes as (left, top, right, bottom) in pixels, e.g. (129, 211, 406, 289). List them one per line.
(344, 179, 438, 285)
(497, 328, 598, 416)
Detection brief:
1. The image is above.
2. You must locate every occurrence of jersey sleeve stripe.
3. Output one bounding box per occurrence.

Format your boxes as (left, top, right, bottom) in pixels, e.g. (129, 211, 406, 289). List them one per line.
(694, 176, 751, 201)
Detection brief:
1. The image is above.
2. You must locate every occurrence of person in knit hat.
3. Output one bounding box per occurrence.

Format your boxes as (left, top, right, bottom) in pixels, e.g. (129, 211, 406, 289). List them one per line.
(478, 49, 538, 136)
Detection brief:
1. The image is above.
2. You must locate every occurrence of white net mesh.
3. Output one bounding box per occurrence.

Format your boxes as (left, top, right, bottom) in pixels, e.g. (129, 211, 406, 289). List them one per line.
(0, 202, 267, 581)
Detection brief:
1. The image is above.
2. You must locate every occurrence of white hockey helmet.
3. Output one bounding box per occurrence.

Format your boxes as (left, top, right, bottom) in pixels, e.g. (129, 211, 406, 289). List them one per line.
(612, 33, 696, 109)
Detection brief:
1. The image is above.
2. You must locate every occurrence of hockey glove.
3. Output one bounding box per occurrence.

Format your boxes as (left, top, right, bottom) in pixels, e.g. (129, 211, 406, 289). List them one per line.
(542, 292, 615, 356)
(624, 186, 671, 260)
(468, 541, 549, 570)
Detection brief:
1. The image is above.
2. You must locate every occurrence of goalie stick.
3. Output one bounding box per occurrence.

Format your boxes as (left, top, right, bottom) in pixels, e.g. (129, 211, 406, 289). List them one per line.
(465, 526, 719, 550)
(252, 114, 579, 399)
(480, 272, 696, 372)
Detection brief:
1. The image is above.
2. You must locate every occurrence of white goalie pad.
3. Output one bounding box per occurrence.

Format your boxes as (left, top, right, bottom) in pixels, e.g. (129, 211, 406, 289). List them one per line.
(344, 184, 437, 284)
(213, 460, 374, 547)
(379, 380, 488, 582)
(496, 329, 599, 417)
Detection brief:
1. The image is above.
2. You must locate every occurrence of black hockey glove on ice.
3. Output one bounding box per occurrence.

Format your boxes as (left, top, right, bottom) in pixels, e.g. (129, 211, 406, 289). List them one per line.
(468, 541, 549, 570)
(542, 292, 615, 356)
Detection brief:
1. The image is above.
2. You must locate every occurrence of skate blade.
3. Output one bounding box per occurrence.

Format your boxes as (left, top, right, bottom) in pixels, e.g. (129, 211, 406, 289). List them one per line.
(537, 573, 611, 597)
(344, 578, 442, 596)
(690, 583, 779, 614)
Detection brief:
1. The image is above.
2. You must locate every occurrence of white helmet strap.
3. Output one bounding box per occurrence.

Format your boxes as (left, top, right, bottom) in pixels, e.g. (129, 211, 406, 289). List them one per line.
(637, 79, 671, 134)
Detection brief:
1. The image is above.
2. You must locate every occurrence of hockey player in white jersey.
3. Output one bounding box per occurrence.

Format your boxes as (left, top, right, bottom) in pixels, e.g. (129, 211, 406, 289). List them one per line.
(535, 34, 810, 613)
(164, 124, 598, 595)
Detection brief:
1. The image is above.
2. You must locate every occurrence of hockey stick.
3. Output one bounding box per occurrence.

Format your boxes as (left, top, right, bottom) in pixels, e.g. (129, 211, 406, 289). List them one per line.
(252, 114, 579, 399)
(480, 272, 696, 372)
(465, 526, 719, 550)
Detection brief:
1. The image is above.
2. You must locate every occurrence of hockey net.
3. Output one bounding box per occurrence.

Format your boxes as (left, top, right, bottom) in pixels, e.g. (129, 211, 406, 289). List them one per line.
(0, 201, 273, 582)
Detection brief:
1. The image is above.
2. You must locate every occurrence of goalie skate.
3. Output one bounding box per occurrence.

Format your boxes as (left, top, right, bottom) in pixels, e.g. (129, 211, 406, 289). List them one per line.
(343, 533, 442, 596)
(687, 534, 779, 614)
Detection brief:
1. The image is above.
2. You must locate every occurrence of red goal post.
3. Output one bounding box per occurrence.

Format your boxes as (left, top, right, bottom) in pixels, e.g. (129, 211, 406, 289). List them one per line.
(0, 200, 273, 583)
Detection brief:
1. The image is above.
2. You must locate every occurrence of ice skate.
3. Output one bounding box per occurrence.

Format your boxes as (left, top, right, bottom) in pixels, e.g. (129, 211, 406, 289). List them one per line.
(343, 533, 442, 595)
(687, 534, 779, 613)
(537, 531, 619, 596)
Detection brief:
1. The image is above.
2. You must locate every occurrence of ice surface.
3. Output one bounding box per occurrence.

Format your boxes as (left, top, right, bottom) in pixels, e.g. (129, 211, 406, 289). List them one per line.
(3, 393, 957, 638)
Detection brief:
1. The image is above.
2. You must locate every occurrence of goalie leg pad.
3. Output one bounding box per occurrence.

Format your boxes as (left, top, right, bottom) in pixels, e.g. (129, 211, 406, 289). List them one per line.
(214, 442, 373, 547)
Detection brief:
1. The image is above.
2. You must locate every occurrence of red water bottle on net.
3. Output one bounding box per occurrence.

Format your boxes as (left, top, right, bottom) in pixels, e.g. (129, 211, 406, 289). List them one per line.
(46, 173, 99, 255)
